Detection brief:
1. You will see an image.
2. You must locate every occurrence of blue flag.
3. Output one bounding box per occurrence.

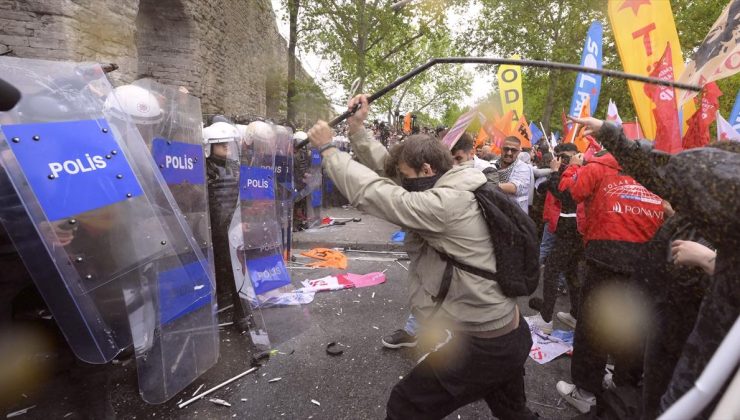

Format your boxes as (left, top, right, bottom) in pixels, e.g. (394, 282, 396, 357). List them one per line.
(530, 122, 544, 145)
(569, 22, 603, 118)
(730, 89, 740, 132)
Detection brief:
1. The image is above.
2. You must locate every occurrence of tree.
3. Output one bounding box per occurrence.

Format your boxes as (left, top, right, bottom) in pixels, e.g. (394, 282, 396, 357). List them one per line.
(286, 0, 300, 124)
(464, 0, 733, 133)
(299, 0, 470, 124)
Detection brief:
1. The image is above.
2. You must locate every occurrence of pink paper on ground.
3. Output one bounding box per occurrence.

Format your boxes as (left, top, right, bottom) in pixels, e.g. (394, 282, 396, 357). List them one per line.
(340, 272, 386, 288)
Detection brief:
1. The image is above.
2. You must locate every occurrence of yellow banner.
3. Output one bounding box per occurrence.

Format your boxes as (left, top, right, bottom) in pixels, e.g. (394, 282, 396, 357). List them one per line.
(498, 55, 524, 131)
(608, 0, 695, 139)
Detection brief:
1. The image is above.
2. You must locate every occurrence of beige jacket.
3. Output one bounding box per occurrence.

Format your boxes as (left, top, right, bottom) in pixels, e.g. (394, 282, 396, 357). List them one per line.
(322, 129, 516, 332)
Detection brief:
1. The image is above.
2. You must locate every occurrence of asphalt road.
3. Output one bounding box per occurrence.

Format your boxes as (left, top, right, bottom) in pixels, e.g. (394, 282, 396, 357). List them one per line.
(4, 207, 580, 419)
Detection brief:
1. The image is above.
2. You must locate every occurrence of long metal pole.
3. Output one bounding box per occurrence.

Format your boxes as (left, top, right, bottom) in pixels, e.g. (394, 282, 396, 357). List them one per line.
(297, 56, 702, 149)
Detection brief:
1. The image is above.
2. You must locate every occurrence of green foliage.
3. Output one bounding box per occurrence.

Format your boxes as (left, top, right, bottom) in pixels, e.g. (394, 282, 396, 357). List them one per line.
(299, 0, 472, 123)
(464, 0, 734, 132)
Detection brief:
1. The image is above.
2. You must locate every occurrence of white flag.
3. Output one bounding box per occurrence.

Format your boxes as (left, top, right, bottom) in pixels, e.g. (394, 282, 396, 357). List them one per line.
(717, 112, 740, 142)
(606, 99, 622, 125)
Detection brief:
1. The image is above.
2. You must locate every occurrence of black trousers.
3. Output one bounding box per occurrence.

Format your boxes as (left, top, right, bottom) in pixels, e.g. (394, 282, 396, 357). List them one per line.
(659, 267, 739, 417)
(386, 319, 536, 420)
(541, 218, 582, 323)
(571, 261, 645, 395)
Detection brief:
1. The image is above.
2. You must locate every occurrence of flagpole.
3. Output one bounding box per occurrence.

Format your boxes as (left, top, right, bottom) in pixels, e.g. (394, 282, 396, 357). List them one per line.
(539, 122, 549, 150)
(717, 111, 720, 143)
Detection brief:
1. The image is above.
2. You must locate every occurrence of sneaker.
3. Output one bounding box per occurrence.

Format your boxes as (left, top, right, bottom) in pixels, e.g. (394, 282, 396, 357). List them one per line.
(557, 312, 577, 329)
(528, 313, 553, 334)
(381, 329, 417, 349)
(556, 381, 596, 414)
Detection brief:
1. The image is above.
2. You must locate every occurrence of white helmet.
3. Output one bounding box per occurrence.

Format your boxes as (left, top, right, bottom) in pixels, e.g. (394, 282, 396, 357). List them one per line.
(293, 131, 308, 142)
(104, 84, 162, 125)
(203, 121, 240, 145)
(235, 124, 251, 145)
(203, 121, 240, 158)
(245, 121, 274, 146)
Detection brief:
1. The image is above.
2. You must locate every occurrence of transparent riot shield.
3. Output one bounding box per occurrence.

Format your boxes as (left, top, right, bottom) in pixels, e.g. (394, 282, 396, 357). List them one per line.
(274, 125, 294, 260)
(130, 79, 214, 274)
(230, 121, 309, 350)
(306, 148, 323, 227)
(0, 57, 218, 404)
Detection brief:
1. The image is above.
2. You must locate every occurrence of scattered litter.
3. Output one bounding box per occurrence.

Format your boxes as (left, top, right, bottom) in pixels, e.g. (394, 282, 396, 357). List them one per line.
(6, 406, 35, 418)
(372, 292, 376, 298)
(194, 285, 205, 290)
(209, 398, 231, 407)
(250, 350, 271, 367)
(176, 399, 183, 405)
(336, 313, 341, 316)
(352, 300, 360, 303)
(192, 384, 205, 397)
(529, 400, 565, 410)
(262, 373, 267, 377)
(395, 260, 408, 271)
(216, 303, 234, 314)
(289, 350, 295, 355)
(300, 248, 348, 269)
(326, 341, 344, 356)
(268, 377, 282, 383)
(458, 415, 461, 419)
(241, 398, 247, 402)
(391, 230, 406, 242)
(399, 376, 403, 380)
(178, 367, 258, 409)
(20, 394, 27, 399)
(372, 326, 379, 330)
(525, 316, 573, 365)
(218, 322, 234, 328)
(311, 399, 321, 406)
(63, 413, 73, 418)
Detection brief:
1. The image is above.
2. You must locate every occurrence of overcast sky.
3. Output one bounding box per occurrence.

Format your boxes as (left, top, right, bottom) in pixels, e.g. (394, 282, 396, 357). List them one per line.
(269, 0, 493, 118)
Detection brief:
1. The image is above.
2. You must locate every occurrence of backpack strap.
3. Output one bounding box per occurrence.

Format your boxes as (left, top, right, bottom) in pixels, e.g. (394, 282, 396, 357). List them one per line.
(428, 258, 454, 318)
(426, 249, 498, 320)
(435, 249, 497, 280)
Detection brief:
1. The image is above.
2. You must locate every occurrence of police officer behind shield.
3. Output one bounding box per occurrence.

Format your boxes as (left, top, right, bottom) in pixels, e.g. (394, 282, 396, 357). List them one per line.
(204, 121, 250, 331)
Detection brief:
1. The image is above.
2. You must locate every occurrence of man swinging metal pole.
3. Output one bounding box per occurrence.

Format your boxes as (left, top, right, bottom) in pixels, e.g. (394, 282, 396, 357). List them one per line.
(295, 56, 703, 149)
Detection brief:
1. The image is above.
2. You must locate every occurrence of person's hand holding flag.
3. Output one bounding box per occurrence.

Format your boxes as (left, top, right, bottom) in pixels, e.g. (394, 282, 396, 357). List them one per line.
(568, 116, 604, 138)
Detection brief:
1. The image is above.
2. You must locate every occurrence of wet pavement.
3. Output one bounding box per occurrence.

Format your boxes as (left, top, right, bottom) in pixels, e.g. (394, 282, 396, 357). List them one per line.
(4, 207, 580, 419)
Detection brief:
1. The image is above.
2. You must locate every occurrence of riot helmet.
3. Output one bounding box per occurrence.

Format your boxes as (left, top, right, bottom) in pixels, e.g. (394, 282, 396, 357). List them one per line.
(103, 84, 163, 144)
(203, 121, 240, 159)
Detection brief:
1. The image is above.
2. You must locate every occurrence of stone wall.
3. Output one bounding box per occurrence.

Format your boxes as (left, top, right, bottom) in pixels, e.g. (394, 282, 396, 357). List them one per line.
(0, 0, 332, 123)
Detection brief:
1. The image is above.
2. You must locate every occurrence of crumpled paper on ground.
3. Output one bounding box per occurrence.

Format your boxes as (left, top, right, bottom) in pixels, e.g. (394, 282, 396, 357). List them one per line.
(525, 315, 574, 364)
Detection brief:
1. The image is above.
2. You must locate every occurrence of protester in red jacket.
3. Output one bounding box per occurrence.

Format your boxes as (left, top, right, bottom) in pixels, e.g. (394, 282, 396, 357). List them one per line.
(555, 149, 665, 414)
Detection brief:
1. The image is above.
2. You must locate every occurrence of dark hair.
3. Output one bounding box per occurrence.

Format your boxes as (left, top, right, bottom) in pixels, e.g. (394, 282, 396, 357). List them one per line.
(385, 142, 406, 178)
(555, 143, 578, 153)
(503, 136, 521, 146)
(386, 134, 453, 178)
(708, 141, 740, 153)
(450, 133, 474, 154)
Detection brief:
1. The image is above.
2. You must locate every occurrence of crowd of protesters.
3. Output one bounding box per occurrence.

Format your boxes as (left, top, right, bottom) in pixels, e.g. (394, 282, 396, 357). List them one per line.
(308, 94, 739, 419)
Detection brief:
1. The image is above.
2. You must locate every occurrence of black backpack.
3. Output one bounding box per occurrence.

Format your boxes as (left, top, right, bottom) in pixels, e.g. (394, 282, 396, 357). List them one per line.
(430, 182, 540, 314)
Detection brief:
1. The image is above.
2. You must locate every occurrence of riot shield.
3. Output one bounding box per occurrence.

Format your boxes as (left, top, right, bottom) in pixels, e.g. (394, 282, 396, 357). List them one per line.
(230, 121, 310, 349)
(0, 57, 218, 404)
(274, 125, 294, 260)
(306, 148, 323, 227)
(130, 79, 214, 274)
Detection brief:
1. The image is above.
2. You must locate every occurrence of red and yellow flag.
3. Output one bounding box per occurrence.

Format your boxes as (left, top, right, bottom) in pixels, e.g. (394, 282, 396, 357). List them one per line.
(513, 114, 533, 148)
(608, 0, 696, 139)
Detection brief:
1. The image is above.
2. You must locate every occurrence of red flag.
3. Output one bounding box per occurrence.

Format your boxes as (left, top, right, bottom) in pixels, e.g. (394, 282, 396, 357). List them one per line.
(622, 122, 642, 140)
(643, 44, 682, 154)
(682, 82, 722, 149)
(561, 109, 570, 139)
